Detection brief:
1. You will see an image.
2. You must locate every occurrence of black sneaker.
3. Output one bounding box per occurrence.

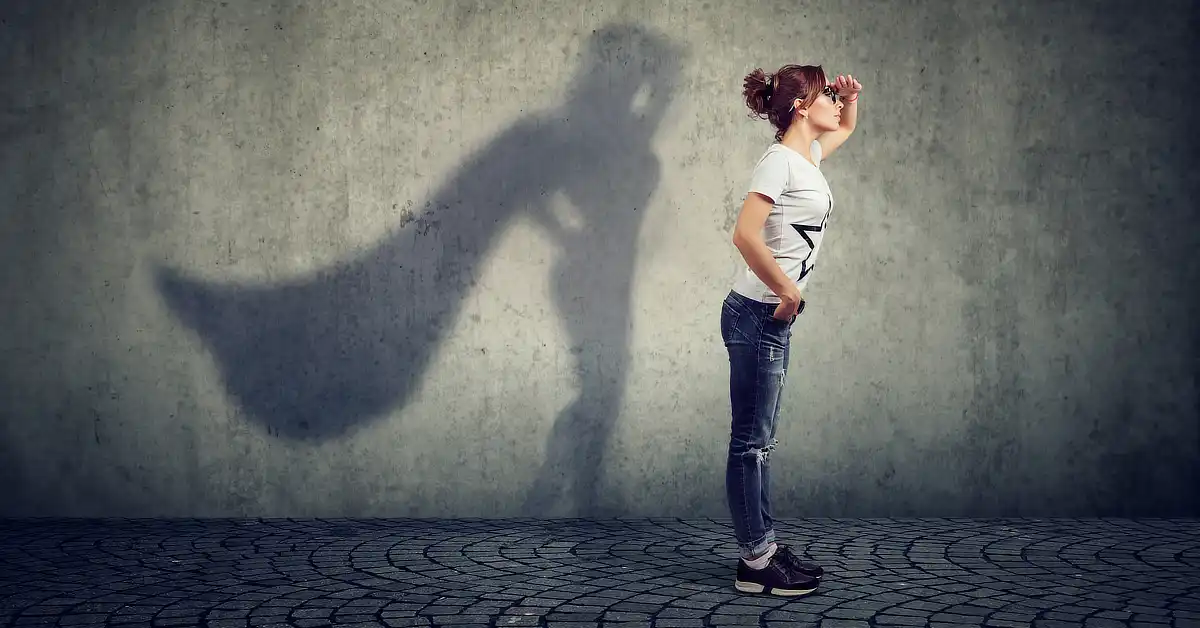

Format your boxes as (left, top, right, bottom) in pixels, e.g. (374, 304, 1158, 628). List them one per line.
(734, 552, 820, 596)
(776, 544, 824, 580)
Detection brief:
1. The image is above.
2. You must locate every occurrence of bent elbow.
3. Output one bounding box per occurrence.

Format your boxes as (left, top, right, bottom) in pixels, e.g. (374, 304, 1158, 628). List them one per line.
(731, 228, 756, 252)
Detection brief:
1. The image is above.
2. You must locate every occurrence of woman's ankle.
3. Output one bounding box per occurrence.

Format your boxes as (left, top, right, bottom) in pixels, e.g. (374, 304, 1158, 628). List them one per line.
(746, 542, 778, 562)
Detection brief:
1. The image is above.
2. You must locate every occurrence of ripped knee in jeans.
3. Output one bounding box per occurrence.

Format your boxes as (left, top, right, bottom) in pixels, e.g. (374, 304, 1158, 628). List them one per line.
(743, 437, 779, 463)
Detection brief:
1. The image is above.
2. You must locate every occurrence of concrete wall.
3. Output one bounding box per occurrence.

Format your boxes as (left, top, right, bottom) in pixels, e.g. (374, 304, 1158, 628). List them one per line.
(1, 0, 1196, 518)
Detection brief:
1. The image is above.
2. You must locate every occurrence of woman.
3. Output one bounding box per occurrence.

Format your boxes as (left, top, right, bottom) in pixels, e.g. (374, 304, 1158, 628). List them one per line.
(721, 64, 861, 596)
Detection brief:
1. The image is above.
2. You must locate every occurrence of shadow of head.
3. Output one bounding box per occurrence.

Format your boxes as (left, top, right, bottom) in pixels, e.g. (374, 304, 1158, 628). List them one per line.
(565, 23, 684, 135)
(153, 22, 685, 441)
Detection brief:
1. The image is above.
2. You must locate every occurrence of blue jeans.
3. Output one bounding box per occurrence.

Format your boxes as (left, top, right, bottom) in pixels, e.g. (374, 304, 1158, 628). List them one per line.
(720, 290, 802, 560)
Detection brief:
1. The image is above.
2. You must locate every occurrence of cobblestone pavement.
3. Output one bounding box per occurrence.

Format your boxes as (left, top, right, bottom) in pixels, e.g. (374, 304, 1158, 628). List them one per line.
(1, 518, 1197, 628)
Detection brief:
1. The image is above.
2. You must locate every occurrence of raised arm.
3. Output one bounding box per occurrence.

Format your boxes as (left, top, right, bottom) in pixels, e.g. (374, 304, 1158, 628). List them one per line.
(817, 74, 862, 160)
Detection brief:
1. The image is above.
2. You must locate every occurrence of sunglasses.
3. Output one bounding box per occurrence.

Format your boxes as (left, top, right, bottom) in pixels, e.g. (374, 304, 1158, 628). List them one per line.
(789, 85, 840, 110)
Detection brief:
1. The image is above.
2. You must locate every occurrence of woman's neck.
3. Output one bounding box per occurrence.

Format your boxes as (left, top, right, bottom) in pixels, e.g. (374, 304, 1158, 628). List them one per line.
(780, 123, 820, 166)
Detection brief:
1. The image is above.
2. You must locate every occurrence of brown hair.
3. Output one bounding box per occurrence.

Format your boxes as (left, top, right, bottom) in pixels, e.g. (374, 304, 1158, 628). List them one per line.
(743, 64, 828, 141)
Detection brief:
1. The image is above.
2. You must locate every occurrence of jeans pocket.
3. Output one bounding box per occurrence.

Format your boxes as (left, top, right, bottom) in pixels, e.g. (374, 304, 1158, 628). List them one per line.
(720, 301, 742, 344)
(761, 311, 795, 340)
(763, 311, 791, 327)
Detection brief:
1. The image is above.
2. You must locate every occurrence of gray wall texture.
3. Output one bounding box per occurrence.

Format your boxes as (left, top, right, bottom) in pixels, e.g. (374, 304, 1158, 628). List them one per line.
(1, 0, 1196, 519)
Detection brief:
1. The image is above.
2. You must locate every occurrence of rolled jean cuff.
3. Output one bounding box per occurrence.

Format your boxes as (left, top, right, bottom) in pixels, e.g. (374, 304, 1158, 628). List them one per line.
(739, 529, 776, 560)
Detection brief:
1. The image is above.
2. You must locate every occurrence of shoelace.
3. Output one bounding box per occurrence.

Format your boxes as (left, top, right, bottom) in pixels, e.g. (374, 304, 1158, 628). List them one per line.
(776, 545, 818, 576)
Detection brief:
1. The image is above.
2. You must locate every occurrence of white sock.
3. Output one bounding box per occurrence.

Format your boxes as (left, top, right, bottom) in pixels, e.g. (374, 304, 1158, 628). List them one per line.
(743, 542, 777, 570)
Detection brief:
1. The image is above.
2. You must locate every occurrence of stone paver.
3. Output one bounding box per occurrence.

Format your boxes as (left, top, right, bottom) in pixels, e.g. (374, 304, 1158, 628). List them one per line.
(0, 518, 1197, 627)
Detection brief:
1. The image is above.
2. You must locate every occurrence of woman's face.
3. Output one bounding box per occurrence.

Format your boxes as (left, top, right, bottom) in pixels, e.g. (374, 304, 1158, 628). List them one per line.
(800, 85, 843, 132)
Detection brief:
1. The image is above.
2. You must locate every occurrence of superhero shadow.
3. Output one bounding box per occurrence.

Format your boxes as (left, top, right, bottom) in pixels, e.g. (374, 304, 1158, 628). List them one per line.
(155, 23, 684, 515)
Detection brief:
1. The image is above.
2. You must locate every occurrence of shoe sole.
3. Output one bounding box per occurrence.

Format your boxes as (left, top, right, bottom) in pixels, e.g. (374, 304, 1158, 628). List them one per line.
(733, 579, 818, 596)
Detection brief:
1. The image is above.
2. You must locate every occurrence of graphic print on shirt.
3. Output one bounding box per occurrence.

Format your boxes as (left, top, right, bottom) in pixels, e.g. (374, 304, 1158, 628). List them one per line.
(789, 200, 831, 284)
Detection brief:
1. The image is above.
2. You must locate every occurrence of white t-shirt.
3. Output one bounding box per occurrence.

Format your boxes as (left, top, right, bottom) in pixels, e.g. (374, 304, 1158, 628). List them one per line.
(731, 140, 834, 304)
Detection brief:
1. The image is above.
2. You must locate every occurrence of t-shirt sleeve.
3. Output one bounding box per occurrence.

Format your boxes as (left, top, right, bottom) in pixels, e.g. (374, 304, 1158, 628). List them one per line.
(747, 149, 789, 203)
